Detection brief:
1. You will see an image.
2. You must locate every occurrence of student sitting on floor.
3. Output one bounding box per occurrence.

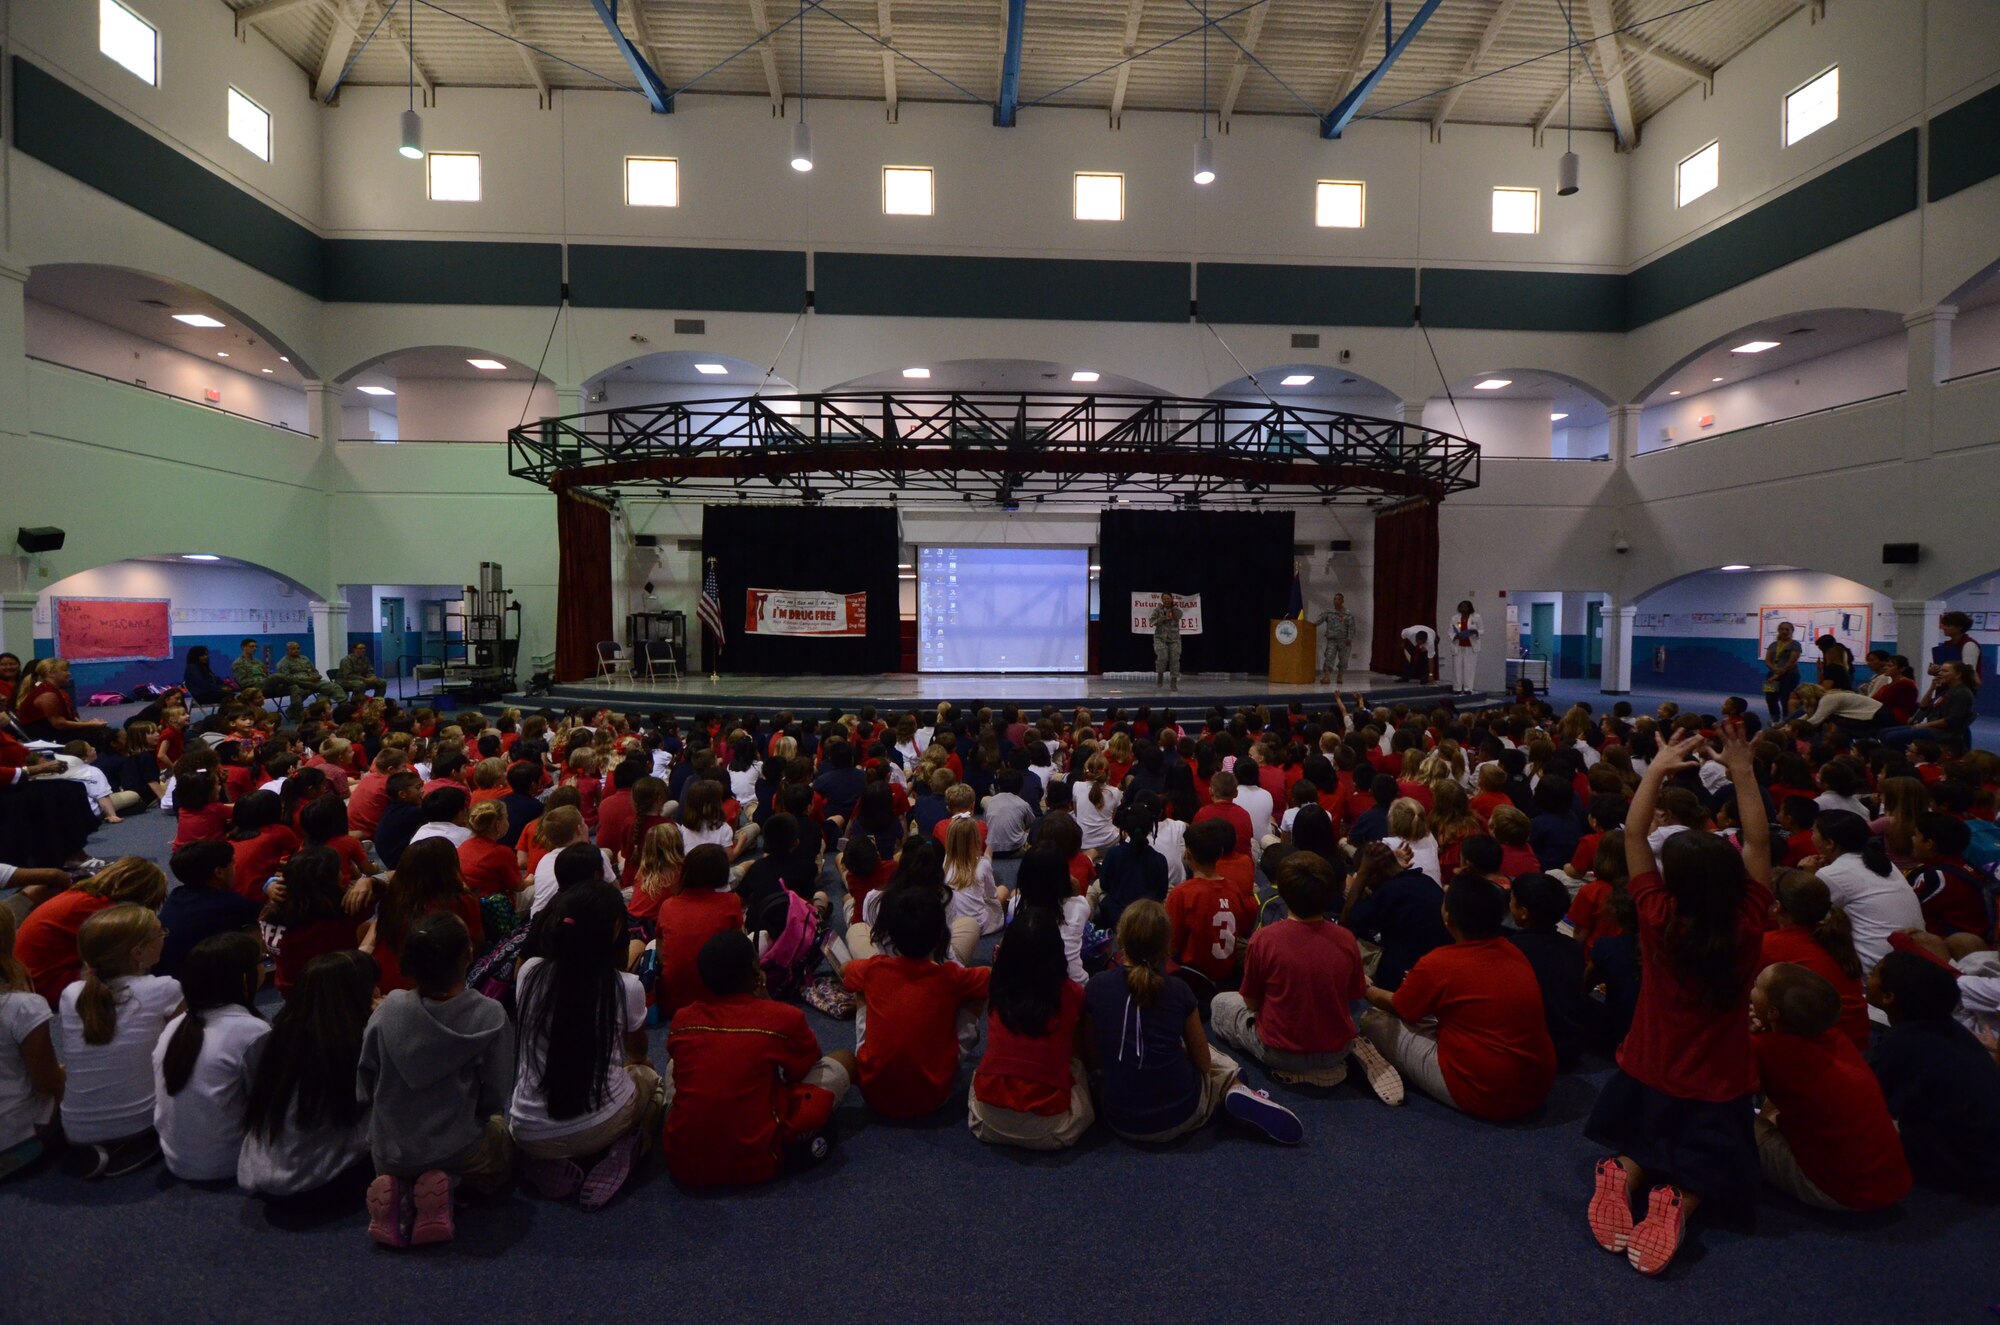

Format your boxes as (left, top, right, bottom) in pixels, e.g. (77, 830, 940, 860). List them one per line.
(511, 883, 661, 1212)
(152, 932, 268, 1183)
(0, 905, 64, 1183)
(1210, 852, 1403, 1103)
(369, 838, 486, 997)
(968, 907, 1094, 1150)
(1502, 874, 1599, 1066)
(370, 772, 426, 870)
(238, 950, 376, 1200)
(1340, 841, 1451, 992)
(1011, 844, 1092, 986)
(1165, 818, 1257, 996)
(664, 930, 856, 1187)
(155, 841, 261, 982)
(1082, 899, 1302, 1146)
(56, 904, 178, 1179)
(654, 845, 745, 1022)
(1748, 962, 1911, 1212)
(842, 886, 990, 1120)
(226, 791, 299, 904)
(1756, 871, 1870, 1054)
(1865, 949, 2000, 1192)
(1906, 813, 1990, 940)
(359, 912, 517, 1248)
(1361, 875, 1557, 1122)
(1487, 805, 1541, 879)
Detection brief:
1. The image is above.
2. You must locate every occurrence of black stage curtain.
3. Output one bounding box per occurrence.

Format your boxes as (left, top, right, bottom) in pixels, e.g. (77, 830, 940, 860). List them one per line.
(1097, 510, 1295, 674)
(702, 505, 900, 674)
(555, 492, 613, 682)
(1370, 499, 1440, 676)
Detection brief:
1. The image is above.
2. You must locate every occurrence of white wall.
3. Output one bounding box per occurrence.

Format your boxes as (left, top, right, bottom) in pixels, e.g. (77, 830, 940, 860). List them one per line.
(1423, 396, 1555, 459)
(1641, 328, 1908, 450)
(35, 559, 313, 640)
(393, 377, 559, 443)
(1951, 300, 2000, 379)
(25, 300, 309, 430)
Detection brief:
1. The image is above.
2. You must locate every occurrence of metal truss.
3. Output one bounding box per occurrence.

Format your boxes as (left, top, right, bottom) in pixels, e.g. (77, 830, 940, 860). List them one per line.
(508, 390, 1480, 509)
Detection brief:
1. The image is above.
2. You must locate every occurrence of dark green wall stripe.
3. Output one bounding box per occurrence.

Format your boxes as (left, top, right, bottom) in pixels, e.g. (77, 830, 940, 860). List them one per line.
(1198, 263, 1413, 327)
(814, 252, 1188, 322)
(1928, 81, 2000, 202)
(11, 57, 323, 297)
(321, 239, 562, 305)
(567, 244, 805, 312)
(1421, 268, 1625, 332)
(1626, 129, 1920, 328)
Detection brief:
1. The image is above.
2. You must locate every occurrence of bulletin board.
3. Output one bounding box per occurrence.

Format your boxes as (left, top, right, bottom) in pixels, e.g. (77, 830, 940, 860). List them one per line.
(53, 597, 173, 663)
(1759, 604, 1871, 663)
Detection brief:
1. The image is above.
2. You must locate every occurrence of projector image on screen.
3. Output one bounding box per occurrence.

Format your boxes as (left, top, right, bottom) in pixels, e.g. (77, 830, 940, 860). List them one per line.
(917, 546, 1089, 673)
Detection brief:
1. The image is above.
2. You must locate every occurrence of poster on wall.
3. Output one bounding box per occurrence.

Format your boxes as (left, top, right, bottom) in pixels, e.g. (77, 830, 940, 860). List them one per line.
(743, 588, 869, 637)
(1128, 592, 1205, 635)
(54, 597, 173, 662)
(1760, 604, 1872, 664)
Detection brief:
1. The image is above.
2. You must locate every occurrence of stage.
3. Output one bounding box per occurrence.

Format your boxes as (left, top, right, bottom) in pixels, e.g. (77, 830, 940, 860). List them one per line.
(499, 672, 1508, 719)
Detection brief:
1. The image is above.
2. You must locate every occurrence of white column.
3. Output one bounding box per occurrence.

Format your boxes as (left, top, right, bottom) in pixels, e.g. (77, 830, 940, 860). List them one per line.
(1902, 305, 1954, 463)
(303, 380, 339, 444)
(1607, 404, 1642, 465)
(309, 599, 349, 674)
(553, 384, 584, 418)
(1892, 599, 1944, 668)
(1396, 399, 1429, 460)
(0, 261, 27, 441)
(1601, 604, 1637, 694)
(0, 592, 37, 664)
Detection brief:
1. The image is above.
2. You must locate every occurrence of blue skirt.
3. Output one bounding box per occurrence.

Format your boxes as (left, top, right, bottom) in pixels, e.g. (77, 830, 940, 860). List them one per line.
(1585, 1069, 1758, 1207)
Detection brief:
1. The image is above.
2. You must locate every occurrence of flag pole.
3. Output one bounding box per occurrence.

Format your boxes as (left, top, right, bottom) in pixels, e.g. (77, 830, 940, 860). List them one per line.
(707, 556, 721, 682)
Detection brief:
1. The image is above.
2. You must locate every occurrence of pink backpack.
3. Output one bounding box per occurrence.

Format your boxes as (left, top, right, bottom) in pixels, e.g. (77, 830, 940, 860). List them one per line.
(759, 889, 823, 997)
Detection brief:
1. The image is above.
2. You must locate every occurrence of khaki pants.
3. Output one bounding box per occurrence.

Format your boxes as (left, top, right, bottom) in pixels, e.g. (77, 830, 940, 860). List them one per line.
(1210, 992, 1352, 1086)
(1360, 1010, 1455, 1110)
(1755, 1116, 1849, 1211)
(847, 915, 980, 966)
(968, 1058, 1095, 1151)
(387, 1114, 515, 1195)
(1114, 1047, 1241, 1144)
(659, 1053, 850, 1111)
(515, 1064, 665, 1162)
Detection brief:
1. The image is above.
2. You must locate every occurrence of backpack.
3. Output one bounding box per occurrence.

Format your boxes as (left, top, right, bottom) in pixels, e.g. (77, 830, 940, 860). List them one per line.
(1966, 817, 2000, 873)
(757, 888, 823, 998)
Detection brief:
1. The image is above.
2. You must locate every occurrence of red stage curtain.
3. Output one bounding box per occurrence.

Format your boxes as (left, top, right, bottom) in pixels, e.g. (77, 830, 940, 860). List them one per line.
(555, 492, 612, 681)
(1370, 499, 1439, 676)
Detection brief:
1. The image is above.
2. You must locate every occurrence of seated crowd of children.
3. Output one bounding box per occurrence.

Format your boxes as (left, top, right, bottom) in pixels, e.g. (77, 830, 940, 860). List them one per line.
(1, 687, 1996, 1275)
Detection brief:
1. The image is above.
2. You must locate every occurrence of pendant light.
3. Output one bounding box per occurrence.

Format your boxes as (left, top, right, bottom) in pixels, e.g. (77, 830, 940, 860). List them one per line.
(1192, 0, 1214, 185)
(1557, 9, 1579, 195)
(789, 0, 814, 171)
(398, 0, 423, 159)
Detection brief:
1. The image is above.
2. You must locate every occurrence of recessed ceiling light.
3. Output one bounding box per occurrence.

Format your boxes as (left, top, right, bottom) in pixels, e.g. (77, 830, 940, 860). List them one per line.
(1473, 378, 1512, 390)
(181, 554, 221, 562)
(356, 385, 395, 396)
(902, 367, 931, 379)
(1720, 564, 1751, 571)
(1071, 371, 1100, 383)
(173, 313, 225, 328)
(216, 351, 229, 358)
(1711, 376, 1725, 383)
(1280, 374, 1316, 387)
(1669, 389, 1681, 396)
(278, 356, 289, 363)
(1550, 412, 1568, 422)
(1732, 340, 1780, 354)
(261, 368, 273, 374)
(466, 358, 507, 370)
(693, 363, 729, 375)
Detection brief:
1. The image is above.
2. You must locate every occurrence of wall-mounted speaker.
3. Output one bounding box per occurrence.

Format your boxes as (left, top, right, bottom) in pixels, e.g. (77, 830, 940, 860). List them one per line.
(633, 534, 661, 548)
(1882, 542, 1920, 565)
(1329, 539, 1353, 553)
(14, 526, 63, 553)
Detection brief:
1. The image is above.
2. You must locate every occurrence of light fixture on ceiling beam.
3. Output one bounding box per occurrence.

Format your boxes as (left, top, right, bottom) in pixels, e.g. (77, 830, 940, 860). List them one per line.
(789, 0, 813, 172)
(1557, 7, 1579, 196)
(1192, 0, 1214, 186)
(397, 0, 423, 159)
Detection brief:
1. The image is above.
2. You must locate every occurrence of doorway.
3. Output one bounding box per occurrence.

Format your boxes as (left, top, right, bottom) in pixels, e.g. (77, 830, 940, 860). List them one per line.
(379, 597, 407, 677)
(1528, 603, 1556, 666)
(1585, 601, 1604, 679)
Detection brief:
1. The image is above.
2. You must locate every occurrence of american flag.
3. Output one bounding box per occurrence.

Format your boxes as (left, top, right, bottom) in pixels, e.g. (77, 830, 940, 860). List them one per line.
(697, 560, 726, 647)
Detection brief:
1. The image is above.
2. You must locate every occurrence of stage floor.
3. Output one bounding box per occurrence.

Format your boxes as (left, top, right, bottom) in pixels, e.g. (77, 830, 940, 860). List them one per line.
(504, 671, 1501, 717)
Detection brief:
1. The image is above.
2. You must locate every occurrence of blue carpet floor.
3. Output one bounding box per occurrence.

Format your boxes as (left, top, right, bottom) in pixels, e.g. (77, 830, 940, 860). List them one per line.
(5, 806, 1999, 1323)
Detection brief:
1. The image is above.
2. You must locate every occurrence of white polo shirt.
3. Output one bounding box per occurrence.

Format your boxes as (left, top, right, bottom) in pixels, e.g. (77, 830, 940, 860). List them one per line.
(152, 1004, 271, 1182)
(58, 974, 184, 1145)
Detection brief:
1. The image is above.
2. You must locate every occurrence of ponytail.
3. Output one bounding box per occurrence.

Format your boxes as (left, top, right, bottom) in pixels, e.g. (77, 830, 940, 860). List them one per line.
(161, 932, 261, 1095)
(76, 966, 122, 1046)
(1814, 907, 1863, 981)
(1773, 870, 1862, 981)
(1114, 899, 1171, 1009)
(1859, 836, 1891, 878)
(74, 904, 161, 1046)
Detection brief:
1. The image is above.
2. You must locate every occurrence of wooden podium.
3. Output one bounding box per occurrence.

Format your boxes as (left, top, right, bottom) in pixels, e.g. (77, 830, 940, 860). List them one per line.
(1268, 618, 1316, 684)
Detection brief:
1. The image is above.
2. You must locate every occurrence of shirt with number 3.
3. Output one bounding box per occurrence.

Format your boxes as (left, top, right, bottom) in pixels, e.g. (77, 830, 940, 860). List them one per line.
(1166, 874, 1256, 985)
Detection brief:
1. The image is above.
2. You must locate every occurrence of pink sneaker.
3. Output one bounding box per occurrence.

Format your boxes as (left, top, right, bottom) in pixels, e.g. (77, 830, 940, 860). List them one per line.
(523, 1158, 584, 1201)
(408, 1170, 455, 1246)
(578, 1133, 639, 1212)
(365, 1175, 407, 1248)
(1587, 1158, 1634, 1253)
(1627, 1184, 1686, 1276)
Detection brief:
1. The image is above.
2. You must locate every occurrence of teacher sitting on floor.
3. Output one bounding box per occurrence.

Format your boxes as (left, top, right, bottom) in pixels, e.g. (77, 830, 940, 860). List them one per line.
(12, 657, 108, 746)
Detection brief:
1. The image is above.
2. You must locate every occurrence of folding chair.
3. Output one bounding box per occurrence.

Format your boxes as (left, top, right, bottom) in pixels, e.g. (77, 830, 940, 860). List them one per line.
(595, 641, 632, 685)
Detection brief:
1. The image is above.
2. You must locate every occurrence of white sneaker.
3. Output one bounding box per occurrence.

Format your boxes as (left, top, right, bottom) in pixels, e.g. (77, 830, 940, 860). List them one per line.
(1350, 1038, 1406, 1105)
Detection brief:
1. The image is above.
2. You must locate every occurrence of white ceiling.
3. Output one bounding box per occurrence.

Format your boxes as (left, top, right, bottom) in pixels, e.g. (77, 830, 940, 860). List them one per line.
(588, 349, 793, 387)
(1640, 306, 1904, 402)
(1431, 366, 1610, 425)
(25, 263, 310, 379)
(230, 0, 1800, 138)
(829, 358, 1171, 392)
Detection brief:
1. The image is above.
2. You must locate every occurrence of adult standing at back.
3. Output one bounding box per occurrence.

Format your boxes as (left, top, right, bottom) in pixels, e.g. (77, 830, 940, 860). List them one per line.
(1448, 600, 1483, 697)
(1151, 593, 1183, 692)
(1315, 594, 1358, 687)
(1921, 611, 1983, 706)
(1762, 622, 1803, 723)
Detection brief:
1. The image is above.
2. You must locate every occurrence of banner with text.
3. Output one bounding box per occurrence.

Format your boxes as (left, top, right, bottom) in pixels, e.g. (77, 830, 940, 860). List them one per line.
(54, 597, 172, 662)
(1129, 592, 1204, 636)
(745, 588, 869, 637)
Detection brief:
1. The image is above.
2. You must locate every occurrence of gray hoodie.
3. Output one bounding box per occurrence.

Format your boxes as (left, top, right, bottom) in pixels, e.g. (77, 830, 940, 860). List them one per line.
(358, 988, 515, 1175)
